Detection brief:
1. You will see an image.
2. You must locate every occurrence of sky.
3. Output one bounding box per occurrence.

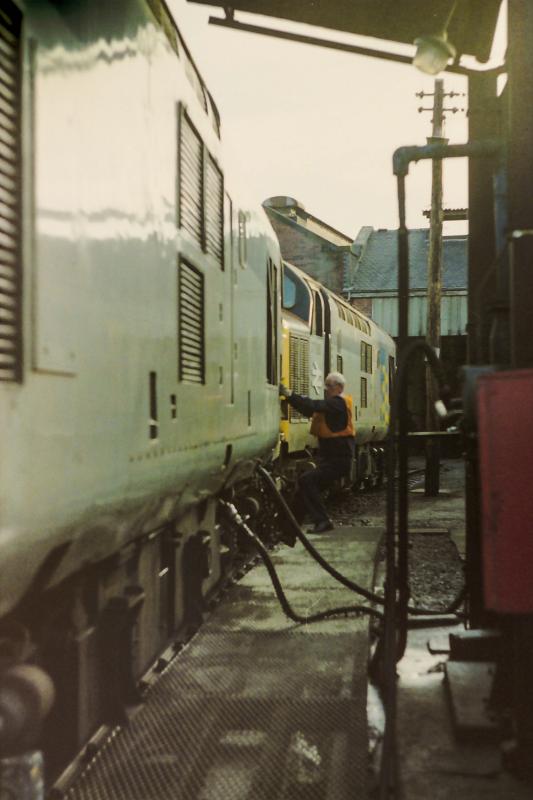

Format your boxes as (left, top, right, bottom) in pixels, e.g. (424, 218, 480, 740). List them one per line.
(169, 1, 505, 240)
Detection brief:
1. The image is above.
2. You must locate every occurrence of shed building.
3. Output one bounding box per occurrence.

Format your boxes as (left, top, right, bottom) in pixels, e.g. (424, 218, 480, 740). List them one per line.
(347, 226, 468, 429)
(262, 196, 358, 294)
(347, 226, 467, 338)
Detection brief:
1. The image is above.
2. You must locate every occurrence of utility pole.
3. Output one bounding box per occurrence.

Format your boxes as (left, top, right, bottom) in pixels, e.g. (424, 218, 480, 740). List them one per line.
(417, 80, 464, 495)
(426, 79, 446, 496)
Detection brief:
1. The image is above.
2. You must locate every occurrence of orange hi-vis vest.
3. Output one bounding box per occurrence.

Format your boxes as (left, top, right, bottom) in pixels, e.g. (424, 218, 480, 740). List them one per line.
(309, 394, 355, 439)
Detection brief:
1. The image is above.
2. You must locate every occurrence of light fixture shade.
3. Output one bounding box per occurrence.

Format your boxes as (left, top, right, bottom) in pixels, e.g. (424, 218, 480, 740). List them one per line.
(413, 34, 457, 75)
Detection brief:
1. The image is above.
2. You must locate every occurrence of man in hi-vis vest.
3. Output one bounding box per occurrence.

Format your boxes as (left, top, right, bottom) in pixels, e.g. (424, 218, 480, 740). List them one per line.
(279, 372, 355, 533)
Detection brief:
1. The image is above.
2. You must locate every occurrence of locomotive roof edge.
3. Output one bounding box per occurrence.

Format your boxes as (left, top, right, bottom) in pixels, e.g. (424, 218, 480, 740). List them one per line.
(149, 0, 221, 136)
(282, 259, 396, 349)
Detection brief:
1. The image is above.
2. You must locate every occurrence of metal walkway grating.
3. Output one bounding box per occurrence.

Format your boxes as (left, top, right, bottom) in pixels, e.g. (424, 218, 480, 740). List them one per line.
(65, 526, 381, 799)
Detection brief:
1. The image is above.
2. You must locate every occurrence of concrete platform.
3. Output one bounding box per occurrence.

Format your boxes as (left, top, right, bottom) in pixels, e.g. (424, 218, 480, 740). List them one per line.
(65, 525, 382, 800)
(396, 626, 531, 800)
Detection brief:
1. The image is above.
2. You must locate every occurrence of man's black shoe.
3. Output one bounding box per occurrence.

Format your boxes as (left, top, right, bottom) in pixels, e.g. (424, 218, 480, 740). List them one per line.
(312, 520, 334, 533)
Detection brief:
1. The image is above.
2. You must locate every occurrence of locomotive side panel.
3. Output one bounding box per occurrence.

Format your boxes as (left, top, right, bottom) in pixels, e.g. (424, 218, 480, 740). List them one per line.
(0, 0, 284, 771)
(279, 261, 395, 484)
(328, 299, 362, 434)
(327, 297, 394, 444)
(0, 0, 281, 619)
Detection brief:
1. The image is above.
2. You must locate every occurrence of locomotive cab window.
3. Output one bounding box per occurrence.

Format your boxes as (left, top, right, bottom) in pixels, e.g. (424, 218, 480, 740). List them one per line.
(282, 264, 310, 323)
(312, 290, 323, 336)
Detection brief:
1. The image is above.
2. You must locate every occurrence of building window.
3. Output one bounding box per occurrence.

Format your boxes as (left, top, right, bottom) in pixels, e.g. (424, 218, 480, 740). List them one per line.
(360, 376, 368, 408)
(337, 354, 343, 374)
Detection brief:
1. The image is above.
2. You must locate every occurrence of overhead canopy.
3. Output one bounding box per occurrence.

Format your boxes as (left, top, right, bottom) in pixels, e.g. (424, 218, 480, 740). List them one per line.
(188, 0, 502, 63)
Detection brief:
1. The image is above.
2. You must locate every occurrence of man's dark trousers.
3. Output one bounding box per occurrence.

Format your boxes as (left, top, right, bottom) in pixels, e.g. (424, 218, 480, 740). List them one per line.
(298, 458, 350, 525)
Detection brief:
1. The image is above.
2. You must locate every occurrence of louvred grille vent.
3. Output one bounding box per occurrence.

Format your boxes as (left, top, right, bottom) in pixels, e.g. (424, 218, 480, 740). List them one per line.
(0, 2, 21, 383)
(289, 334, 309, 421)
(178, 259, 204, 384)
(179, 112, 203, 246)
(205, 153, 223, 267)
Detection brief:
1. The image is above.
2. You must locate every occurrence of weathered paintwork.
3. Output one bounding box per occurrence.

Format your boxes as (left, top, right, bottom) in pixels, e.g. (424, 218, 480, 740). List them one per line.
(0, 0, 281, 618)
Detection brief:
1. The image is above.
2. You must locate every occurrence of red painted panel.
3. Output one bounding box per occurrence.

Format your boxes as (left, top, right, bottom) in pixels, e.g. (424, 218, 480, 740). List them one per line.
(478, 369, 533, 613)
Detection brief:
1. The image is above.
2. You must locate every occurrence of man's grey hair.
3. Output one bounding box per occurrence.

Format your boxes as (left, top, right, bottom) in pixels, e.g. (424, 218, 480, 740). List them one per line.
(325, 371, 345, 388)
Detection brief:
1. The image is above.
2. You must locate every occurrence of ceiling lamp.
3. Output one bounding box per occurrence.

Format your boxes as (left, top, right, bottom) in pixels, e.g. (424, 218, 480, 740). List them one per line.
(413, 1, 458, 75)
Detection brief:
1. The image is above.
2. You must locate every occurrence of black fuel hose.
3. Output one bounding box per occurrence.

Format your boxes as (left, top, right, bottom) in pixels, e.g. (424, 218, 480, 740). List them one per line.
(257, 465, 464, 619)
(258, 465, 383, 604)
(219, 500, 384, 623)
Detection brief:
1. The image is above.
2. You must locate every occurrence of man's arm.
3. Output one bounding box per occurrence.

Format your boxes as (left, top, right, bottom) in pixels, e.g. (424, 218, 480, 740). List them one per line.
(279, 385, 345, 419)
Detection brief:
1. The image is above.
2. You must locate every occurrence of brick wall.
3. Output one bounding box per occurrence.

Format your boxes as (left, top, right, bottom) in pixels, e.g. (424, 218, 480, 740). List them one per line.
(349, 297, 372, 317)
(267, 212, 345, 294)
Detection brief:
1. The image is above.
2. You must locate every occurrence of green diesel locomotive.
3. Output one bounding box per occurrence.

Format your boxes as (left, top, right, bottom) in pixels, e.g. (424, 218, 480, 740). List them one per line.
(0, 0, 395, 782)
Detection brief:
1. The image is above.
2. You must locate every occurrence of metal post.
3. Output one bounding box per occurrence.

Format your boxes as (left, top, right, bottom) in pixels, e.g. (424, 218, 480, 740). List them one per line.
(396, 174, 410, 642)
(508, 1, 533, 369)
(465, 71, 499, 627)
(505, 0, 533, 771)
(390, 135, 501, 798)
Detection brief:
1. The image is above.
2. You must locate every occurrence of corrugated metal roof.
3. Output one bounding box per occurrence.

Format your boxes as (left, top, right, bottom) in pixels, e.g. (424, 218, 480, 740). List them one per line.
(348, 228, 467, 293)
